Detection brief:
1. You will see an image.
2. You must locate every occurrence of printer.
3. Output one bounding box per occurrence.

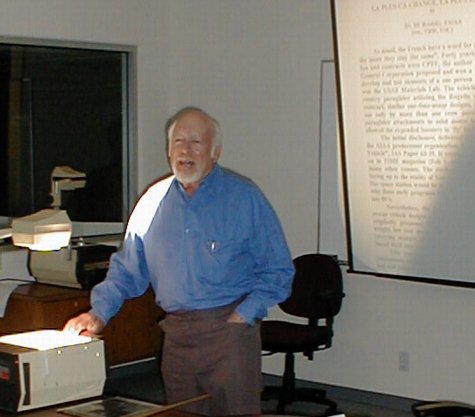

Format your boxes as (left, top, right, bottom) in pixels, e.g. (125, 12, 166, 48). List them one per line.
(7, 166, 120, 289)
(28, 240, 117, 290)
(0, 330, 106, 412)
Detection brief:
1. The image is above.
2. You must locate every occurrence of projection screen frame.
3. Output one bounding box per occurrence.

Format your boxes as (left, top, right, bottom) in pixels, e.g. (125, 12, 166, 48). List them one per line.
(330, 0, 475, 288)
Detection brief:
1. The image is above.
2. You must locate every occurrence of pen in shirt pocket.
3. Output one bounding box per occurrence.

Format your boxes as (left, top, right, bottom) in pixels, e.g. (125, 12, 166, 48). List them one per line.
(208, 240, 217, 254)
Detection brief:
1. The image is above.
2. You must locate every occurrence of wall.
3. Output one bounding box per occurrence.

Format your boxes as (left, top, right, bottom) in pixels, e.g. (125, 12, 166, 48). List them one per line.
(0, 0, 174, 189)
(0, 0, 473, 404)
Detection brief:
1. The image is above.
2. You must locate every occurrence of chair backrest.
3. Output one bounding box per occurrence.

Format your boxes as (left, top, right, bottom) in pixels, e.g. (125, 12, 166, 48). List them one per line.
(279, 253, 344, 320)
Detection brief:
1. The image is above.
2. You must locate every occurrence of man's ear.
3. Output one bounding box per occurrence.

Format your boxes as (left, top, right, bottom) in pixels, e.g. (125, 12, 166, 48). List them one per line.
(212, 146, 222, 162)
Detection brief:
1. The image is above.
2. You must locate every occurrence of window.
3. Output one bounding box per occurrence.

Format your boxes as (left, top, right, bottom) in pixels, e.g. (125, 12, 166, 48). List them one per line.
(0, 40, 135, 232)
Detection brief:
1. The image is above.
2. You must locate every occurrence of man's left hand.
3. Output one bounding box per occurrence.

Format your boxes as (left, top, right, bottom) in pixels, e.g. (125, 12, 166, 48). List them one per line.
(227, 311, 246, 323)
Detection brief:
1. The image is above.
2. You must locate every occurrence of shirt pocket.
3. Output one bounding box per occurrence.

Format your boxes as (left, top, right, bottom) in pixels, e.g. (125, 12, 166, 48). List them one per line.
(203, 237, 239, 264)
(198, 236, 248, 280)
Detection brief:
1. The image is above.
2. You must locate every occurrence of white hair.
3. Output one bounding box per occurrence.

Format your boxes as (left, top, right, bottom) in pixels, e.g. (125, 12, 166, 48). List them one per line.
(167, 107, 223, 158)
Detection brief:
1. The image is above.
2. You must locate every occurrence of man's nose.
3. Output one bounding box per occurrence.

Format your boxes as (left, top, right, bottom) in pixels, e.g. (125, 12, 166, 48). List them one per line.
(179, 140, 192, 154)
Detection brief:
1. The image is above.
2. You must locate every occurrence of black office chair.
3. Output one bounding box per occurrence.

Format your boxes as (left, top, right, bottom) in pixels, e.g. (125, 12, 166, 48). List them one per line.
(261, 253, 345, 416)
(412, 400, 475, 417)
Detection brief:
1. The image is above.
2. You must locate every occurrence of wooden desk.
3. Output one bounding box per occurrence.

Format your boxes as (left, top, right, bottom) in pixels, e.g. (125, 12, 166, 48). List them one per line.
(0, 396, 210, 417)
(0, 405, 200, 417)
(0, 283, 165, 366)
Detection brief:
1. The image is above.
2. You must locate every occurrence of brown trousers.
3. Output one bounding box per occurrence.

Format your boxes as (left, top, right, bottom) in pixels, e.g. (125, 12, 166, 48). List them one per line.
(159, 301, 262, 416)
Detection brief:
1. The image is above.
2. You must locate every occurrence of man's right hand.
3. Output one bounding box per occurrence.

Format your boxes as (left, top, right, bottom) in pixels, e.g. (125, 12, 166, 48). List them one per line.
(63, 312, 105, 335)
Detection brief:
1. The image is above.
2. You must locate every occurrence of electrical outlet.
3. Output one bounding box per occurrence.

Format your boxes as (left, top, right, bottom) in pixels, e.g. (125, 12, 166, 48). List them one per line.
(399, 351, 409, 371)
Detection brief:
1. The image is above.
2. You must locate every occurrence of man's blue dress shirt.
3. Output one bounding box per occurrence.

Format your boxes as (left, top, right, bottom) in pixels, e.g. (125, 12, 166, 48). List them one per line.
(91, 165, 294, 325)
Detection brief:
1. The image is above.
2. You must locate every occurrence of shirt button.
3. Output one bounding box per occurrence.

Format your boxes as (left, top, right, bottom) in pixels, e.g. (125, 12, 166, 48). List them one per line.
(185, 228, 190, 234)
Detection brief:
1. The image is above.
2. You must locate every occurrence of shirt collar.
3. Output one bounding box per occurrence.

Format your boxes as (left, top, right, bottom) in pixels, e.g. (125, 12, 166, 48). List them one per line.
(174, 164, 221, 197)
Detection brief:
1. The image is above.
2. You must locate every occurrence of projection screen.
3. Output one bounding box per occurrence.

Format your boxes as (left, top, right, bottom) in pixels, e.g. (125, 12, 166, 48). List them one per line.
(331, 0, 475, 286)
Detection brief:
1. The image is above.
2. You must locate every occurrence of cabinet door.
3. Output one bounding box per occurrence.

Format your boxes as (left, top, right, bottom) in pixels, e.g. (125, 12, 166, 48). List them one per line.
(0, 284, 90, 333)
(103, 289, 165, 365)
